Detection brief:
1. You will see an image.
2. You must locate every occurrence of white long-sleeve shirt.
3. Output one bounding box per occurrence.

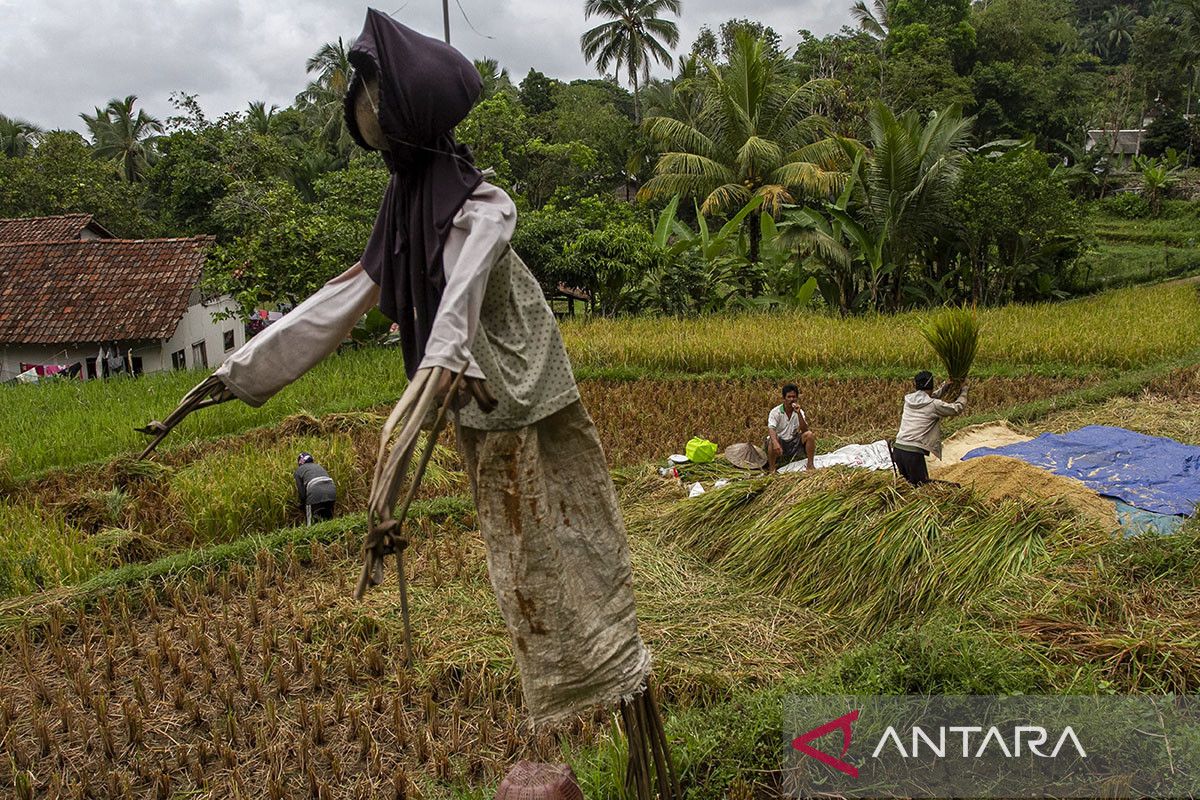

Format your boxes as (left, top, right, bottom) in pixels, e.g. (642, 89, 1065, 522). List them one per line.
(215, 182, 578, 430)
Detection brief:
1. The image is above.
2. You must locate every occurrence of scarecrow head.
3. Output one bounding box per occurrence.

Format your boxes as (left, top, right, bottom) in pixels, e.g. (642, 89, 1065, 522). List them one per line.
(343, 8, 481, 163)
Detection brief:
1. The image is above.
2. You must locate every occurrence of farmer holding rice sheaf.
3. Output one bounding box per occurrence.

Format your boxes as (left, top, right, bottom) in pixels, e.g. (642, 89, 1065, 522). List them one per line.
(137, 9, 677, 797)
(766, 383, 816, 472)
(892, 370, 968, 485)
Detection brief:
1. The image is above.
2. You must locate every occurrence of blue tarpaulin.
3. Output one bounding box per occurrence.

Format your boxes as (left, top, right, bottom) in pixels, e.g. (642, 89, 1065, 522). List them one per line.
(964, 425, 1200, 517)
(1113, 500, 1186, 537)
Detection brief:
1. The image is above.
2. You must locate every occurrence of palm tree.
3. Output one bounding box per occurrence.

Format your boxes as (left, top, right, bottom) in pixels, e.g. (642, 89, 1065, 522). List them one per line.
(0, 113, 43, 157)
(641, 54, 704, 127)
(474, 58, 517, 100)
(298, 38, 353, 154)
(1102, 6, 1138, 60)
(580, 0, 682, 122)
(850, 0, 890, 40)
(245, 101, 279, 134)
(640, 32, 847, 261)
(80, 95, 163, 181)
(856, 102, 973, 309)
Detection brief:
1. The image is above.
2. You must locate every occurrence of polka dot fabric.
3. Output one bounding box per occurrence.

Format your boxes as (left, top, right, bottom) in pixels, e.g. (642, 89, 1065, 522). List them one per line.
(456, 247, 580, 430)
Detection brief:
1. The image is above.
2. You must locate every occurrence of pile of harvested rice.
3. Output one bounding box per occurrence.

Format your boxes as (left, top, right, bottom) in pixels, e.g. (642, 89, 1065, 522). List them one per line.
(936, 421, 1031, 465)
(936, 455, 1118, 533)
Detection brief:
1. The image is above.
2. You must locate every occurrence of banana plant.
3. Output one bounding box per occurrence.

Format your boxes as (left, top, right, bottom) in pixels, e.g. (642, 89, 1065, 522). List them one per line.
(651, 194, 769, 311)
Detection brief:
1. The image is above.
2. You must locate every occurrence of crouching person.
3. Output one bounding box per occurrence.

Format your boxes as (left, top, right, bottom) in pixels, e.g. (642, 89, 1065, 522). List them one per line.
(295, 452, 336, 524)
(767, 383, 816, 472)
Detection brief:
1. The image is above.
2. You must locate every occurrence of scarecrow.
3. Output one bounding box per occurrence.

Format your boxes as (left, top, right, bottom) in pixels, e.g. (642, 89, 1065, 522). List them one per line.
(138, 9, 678, 797)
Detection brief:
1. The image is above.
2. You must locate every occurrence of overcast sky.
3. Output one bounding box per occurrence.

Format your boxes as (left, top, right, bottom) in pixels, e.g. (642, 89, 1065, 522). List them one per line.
(0, 0, 854, 132)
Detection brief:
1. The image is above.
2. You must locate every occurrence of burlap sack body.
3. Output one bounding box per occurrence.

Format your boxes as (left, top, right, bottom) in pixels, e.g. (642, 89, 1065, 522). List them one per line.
(458, 401, 652, 723)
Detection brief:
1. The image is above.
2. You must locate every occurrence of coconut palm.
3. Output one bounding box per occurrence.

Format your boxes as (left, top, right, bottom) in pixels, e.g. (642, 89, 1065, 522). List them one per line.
(298, 38, 353, 153)
(80, 95, 163, 181)
(641, 54, 704, 127)
(1102, 6, 1138, 59)
(580, 0, 682, 122)
(0, 113, 42, 158)
(245, 101, 278, 134)
(850, 0, 891, 40)
(640, 32, 847, 261)
(474, 58, 517, 100)
(855, 102, 973, 309)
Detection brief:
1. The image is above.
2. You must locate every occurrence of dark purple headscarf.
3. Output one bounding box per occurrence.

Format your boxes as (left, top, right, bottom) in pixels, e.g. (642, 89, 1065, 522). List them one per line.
(345, 8, 483, 377)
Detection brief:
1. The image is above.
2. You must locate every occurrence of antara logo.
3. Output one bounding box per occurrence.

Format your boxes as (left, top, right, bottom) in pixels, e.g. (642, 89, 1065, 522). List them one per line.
(871, 725, 1088, 759)
(793, 711, 1088, 777)
(792, 710, 860, 778)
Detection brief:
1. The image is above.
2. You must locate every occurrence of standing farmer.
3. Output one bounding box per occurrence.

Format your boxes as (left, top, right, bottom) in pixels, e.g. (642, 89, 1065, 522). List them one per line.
(294, 452, 336, 524)
(892, 370, 967, 485)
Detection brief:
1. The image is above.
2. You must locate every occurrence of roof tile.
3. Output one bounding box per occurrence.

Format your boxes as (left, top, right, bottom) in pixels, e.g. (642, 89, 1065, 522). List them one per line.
(0, 237, 215, 344)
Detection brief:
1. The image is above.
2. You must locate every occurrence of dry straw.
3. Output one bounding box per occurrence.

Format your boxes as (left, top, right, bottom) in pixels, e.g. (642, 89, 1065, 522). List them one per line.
(654, 469, 1106, 633)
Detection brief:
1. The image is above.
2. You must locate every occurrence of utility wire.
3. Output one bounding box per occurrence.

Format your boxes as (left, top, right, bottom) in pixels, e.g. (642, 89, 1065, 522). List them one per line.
(455, 0, 494, 39)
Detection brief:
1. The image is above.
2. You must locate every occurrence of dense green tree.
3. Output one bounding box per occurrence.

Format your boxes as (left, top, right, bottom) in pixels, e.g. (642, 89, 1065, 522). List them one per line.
(518, 69, 560, 115)
(883, 35, 975, 113)
(792, 30, 885, 136)
(954, 145, 1083, 302)
(540, 83, 636, 188)
(642, 32, 847, 263)
(205, 164, 386, 312)
(0, 131, 154, 235)
(80, 95, 163, 182)
(969, 0, 1097, 144)
(689, 26, 720, 61)
(511, 195, 639, 296)
(0, 114, 42, 158)
(1142, 110, 1195, 156)
(717, 18, 782, 58)
(1130, 12, 1190, 109)
(147, 121, 295, 238)
(566, 78, 636, 119)
(580, 0, 682, 121)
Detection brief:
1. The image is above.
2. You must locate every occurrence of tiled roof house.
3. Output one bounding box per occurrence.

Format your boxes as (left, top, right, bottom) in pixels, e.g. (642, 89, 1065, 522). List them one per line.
(0, 215, 246, 382)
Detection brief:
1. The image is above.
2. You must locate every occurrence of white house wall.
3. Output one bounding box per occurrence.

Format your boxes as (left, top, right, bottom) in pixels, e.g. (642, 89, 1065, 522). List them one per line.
(0, 295, 245, 381)
(160, 295, 245, 371)
(0, 341, 160, 381)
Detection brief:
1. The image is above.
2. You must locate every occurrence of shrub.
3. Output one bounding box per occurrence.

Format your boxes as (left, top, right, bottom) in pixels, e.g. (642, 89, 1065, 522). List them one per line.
(1100, 192, 1151, 220)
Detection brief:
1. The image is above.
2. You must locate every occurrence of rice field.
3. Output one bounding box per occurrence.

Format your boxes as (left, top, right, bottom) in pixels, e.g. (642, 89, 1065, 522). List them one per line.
(0, 512, 831, 799)
(3, 280, 1197, 479)
(579, 375, 1094, 465)
(1, 280, 1199, 797)
(562, 281, 1200, 375)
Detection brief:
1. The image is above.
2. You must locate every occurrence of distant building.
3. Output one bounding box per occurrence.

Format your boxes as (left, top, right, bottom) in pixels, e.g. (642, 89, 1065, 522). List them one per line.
(0, 214, 245, 382)
(1085, 128, 1145, 156)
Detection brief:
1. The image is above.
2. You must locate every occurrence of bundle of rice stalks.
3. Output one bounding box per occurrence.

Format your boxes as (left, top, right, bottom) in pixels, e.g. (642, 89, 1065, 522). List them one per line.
(920, 308, 980, 397)
(657, 469, 1102, 633)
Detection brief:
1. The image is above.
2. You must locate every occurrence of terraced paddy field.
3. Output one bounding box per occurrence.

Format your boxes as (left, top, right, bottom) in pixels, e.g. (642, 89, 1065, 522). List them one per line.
(1, 280, 1198, 798)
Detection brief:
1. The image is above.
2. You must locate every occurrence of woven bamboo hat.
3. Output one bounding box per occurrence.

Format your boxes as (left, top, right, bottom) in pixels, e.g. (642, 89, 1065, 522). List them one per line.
(725, 442, 767, 470)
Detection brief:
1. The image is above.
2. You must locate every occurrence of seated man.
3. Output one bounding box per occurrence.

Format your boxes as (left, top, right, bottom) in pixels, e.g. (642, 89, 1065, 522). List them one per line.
(766, 383, 815, 472)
